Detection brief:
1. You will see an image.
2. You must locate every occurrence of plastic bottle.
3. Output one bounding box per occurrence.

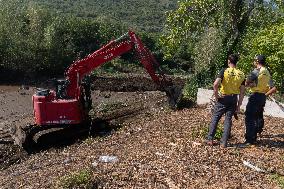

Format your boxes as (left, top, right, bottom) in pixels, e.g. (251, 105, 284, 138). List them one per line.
(99, 155, 118, 163)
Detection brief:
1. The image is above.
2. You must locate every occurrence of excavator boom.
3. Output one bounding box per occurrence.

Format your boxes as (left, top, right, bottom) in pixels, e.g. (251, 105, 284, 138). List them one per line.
(65, 31, 166, 99)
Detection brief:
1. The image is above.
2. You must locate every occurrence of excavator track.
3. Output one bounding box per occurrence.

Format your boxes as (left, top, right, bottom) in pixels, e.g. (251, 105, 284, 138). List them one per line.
(10, 120, 96, 151)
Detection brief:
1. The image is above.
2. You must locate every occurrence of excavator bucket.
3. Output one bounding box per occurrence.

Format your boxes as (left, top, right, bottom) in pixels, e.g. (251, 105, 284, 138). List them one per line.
(9, 118, 35, 148)
(163, 85, 184, 109)
(11, 125, 26, 147)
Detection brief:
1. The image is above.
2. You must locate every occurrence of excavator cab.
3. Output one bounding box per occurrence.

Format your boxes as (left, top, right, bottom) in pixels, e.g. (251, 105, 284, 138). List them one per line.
(55, 79, 69, 99)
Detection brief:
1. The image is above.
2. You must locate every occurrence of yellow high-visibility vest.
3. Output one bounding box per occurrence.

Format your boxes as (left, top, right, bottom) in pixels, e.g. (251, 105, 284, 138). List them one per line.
(250, 67, 273, 94)
(219, 68, 245, 95)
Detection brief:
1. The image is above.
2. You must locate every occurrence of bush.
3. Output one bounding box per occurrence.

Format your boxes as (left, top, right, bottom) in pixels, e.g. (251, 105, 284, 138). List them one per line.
(270, 174, 284, 189)
(182, 75, 198, 103)
(191, 123, 223, 140)
(56, 169, 96, 189)
(200, 124, 223, 140)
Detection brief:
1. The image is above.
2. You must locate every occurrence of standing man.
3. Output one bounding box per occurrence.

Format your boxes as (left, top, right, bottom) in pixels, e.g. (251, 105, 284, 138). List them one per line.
(207, 54, 245, 148)
(244, 55, 277, 145)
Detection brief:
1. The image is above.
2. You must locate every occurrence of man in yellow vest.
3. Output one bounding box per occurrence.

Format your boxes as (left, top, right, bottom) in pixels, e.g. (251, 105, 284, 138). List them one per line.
(244, 55, 277, 145)
(207, 54, 245, 148)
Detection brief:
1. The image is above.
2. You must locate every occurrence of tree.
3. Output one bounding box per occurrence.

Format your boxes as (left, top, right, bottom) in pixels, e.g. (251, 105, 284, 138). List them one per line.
(0, 0, 53, 78)
(238, 23, 284, 92)
(0, 0, 127, 79)
(159, 0, 278, 77)
(0, 0, 27, 72)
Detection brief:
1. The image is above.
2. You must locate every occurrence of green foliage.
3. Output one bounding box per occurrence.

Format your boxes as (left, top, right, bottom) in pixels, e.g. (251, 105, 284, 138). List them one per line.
(182, 75, 198, 103)
(43, 16, 122, 74)
(193, 27, 224, 75)
(214, 125, 223, 140)
(57, 169, 95, 189)
(0, 1, 131, 79)
(270, 0, 284, 13)
(2, 0, 284, 86)
(200, 124, 223, 140)
(30, 0, 178, 33)
(160, 0, 284, 89)
(0, 0, 29, 71)
(238, 23, 284, 92)
(160, 0, 220, 59)
(191, 123, 223, 140)
(159, 0, 237, 84)
(271, 174, 284, 189)
(0, 0, 180, 80)
(182, 71, 215, 106)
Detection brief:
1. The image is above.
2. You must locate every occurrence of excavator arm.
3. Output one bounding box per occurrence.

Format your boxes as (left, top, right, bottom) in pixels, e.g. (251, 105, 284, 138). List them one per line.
(64, 30, 169, 100)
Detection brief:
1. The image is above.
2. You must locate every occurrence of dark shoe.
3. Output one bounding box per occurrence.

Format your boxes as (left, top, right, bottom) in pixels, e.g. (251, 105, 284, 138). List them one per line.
(239, 142, 256, 148)
(228, 134, 233, 139)
(219, 140, 228, 148)
(220, 140, 233, 148)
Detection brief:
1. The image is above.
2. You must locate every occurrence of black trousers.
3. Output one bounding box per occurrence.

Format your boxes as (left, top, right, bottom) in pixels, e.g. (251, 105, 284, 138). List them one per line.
(245, 93, 266, 143)
(207, 95, 237, 147)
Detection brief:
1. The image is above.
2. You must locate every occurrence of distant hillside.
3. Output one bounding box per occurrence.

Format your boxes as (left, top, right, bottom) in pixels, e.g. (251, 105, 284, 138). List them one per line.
(33, 0, 178, 32)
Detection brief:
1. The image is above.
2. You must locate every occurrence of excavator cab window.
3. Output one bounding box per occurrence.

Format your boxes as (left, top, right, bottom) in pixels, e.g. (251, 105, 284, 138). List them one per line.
(56, 79, 69, 99)
(81, 75, 92, 110)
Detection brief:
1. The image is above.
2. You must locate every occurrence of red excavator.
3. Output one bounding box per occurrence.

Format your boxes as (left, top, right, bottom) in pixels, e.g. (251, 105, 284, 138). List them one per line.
(13, 30, 182, 147)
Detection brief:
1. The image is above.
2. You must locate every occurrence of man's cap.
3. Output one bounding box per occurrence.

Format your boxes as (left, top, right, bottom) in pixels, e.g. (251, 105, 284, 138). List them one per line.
(255, 55, 266, 63)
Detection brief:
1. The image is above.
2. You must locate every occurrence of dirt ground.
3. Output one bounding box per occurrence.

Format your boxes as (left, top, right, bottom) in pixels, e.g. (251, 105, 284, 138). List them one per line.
(0, 75, 284, 189)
